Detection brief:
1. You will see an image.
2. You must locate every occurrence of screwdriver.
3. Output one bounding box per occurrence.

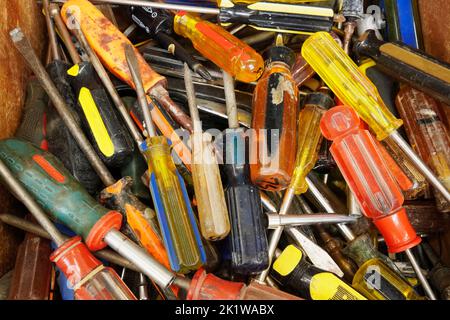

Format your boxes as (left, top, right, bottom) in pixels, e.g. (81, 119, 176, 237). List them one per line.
(46, 11, 173, 271)
(260, 187, 345, 277)
(125, 45, 205, 273)
(304, 173, 425, 299)
(10, 26, 177, 285)
(256, 90, 336, 283)
(47, 1, 135, 170)
(353, 29, 450, 106)
(320, 105, 436, 300)
(0, 158, 136, 300)
(63, 0, 335, 35)
(357, 59, 428, 200)
(68, 22, 198, 275)
(129, 5, 212, 81)
(0, 143, 299, 300)
(0, 136, 186, 292)
(183, 63, 230, 240)
(271, 245, 367, 300)
(173, 12, 264, 83)
(301, 31, 450, 203)
(250, 40, 298, 191)
(0, 213, 149, 273)
(222, 70, 269, 275)
(43, 2, 104, 195)
(60, 0, 194, 139)
(395, 86, 450, 212)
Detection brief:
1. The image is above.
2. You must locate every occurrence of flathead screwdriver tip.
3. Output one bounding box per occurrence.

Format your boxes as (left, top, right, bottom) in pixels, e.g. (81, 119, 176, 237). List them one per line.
(193, 64, 212, 81)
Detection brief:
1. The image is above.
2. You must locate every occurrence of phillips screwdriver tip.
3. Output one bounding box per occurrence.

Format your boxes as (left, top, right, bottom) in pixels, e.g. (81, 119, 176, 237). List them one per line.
(193, 64, 213, 81)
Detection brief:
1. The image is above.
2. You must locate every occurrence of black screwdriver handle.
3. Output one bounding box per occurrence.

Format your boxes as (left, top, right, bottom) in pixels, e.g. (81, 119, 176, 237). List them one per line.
(46, 60, 102, 195)
(218, 6, 333, 34)
(223, 128, 269, 275)
(67, 62, 135, 168)
(130, 6, 212, 80)
(130, 5, 172, 36)
(355, 30, 450, 105)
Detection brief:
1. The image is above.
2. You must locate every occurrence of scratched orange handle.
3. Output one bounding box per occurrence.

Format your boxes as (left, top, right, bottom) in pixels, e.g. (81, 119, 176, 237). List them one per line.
(61, 0, 164, 92)
(61, 0, 192, 168)
(125, 204, 170, 269)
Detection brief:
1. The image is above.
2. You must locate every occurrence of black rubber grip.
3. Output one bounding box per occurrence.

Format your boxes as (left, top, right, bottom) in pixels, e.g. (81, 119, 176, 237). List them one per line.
(222, 128, 269, 275)
(219, 6, 333, 33)
(67, 62, 134, 168)
(46, 60, 102, 195)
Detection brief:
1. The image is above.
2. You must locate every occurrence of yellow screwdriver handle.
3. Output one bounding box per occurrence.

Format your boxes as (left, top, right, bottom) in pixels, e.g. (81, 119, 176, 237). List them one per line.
(290, 93, 334, 194)
(145, 136, 205, 273)
(301, 32, 403, 140)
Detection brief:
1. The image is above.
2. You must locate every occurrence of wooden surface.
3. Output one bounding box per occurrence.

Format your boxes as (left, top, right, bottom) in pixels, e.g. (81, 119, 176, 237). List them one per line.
(418, 0, 450, 64)
(0, 0, 46, 278)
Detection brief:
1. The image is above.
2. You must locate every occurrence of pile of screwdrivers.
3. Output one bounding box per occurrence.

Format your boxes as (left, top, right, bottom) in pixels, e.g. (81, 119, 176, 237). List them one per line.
(0, 0, 449, 301)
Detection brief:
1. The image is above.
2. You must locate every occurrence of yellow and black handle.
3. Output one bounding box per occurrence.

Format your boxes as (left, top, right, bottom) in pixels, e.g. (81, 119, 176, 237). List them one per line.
(358, 58, 398, 117)
(66, 62, 134, 168)
(46, 60, 102, 195)
(271, 245, 367, 300)
(217, 0, 334, 34)
(354, 30, 450, 105)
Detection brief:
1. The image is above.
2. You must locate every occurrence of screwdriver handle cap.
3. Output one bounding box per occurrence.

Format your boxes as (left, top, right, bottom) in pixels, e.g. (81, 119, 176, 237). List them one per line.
(372, 208, 421, 254)
(85, 210, 123, 251)
(187, 268, 244, 300)
(320, 105, 360, 140)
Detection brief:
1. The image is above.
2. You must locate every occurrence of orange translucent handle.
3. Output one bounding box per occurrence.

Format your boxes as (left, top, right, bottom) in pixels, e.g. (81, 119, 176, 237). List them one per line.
(174, 12, 264, 83)
(320, 106, 420, 253)
(320, 106, 404, 219)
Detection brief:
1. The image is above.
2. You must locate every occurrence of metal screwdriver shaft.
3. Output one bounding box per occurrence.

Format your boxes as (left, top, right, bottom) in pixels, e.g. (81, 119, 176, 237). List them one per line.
(305, 175, 355, 241)
(389, 131, 450, 202)
(0, 159, 66, 246)
(10, 28, 115, 187)
(69, 14, 145, 146)
(0, 213, 142, 272)
(184, 63, 230, 240)
(125, 46, 158, 139)
(302, 31, 450, 203)
(405, 248, 437, 300)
